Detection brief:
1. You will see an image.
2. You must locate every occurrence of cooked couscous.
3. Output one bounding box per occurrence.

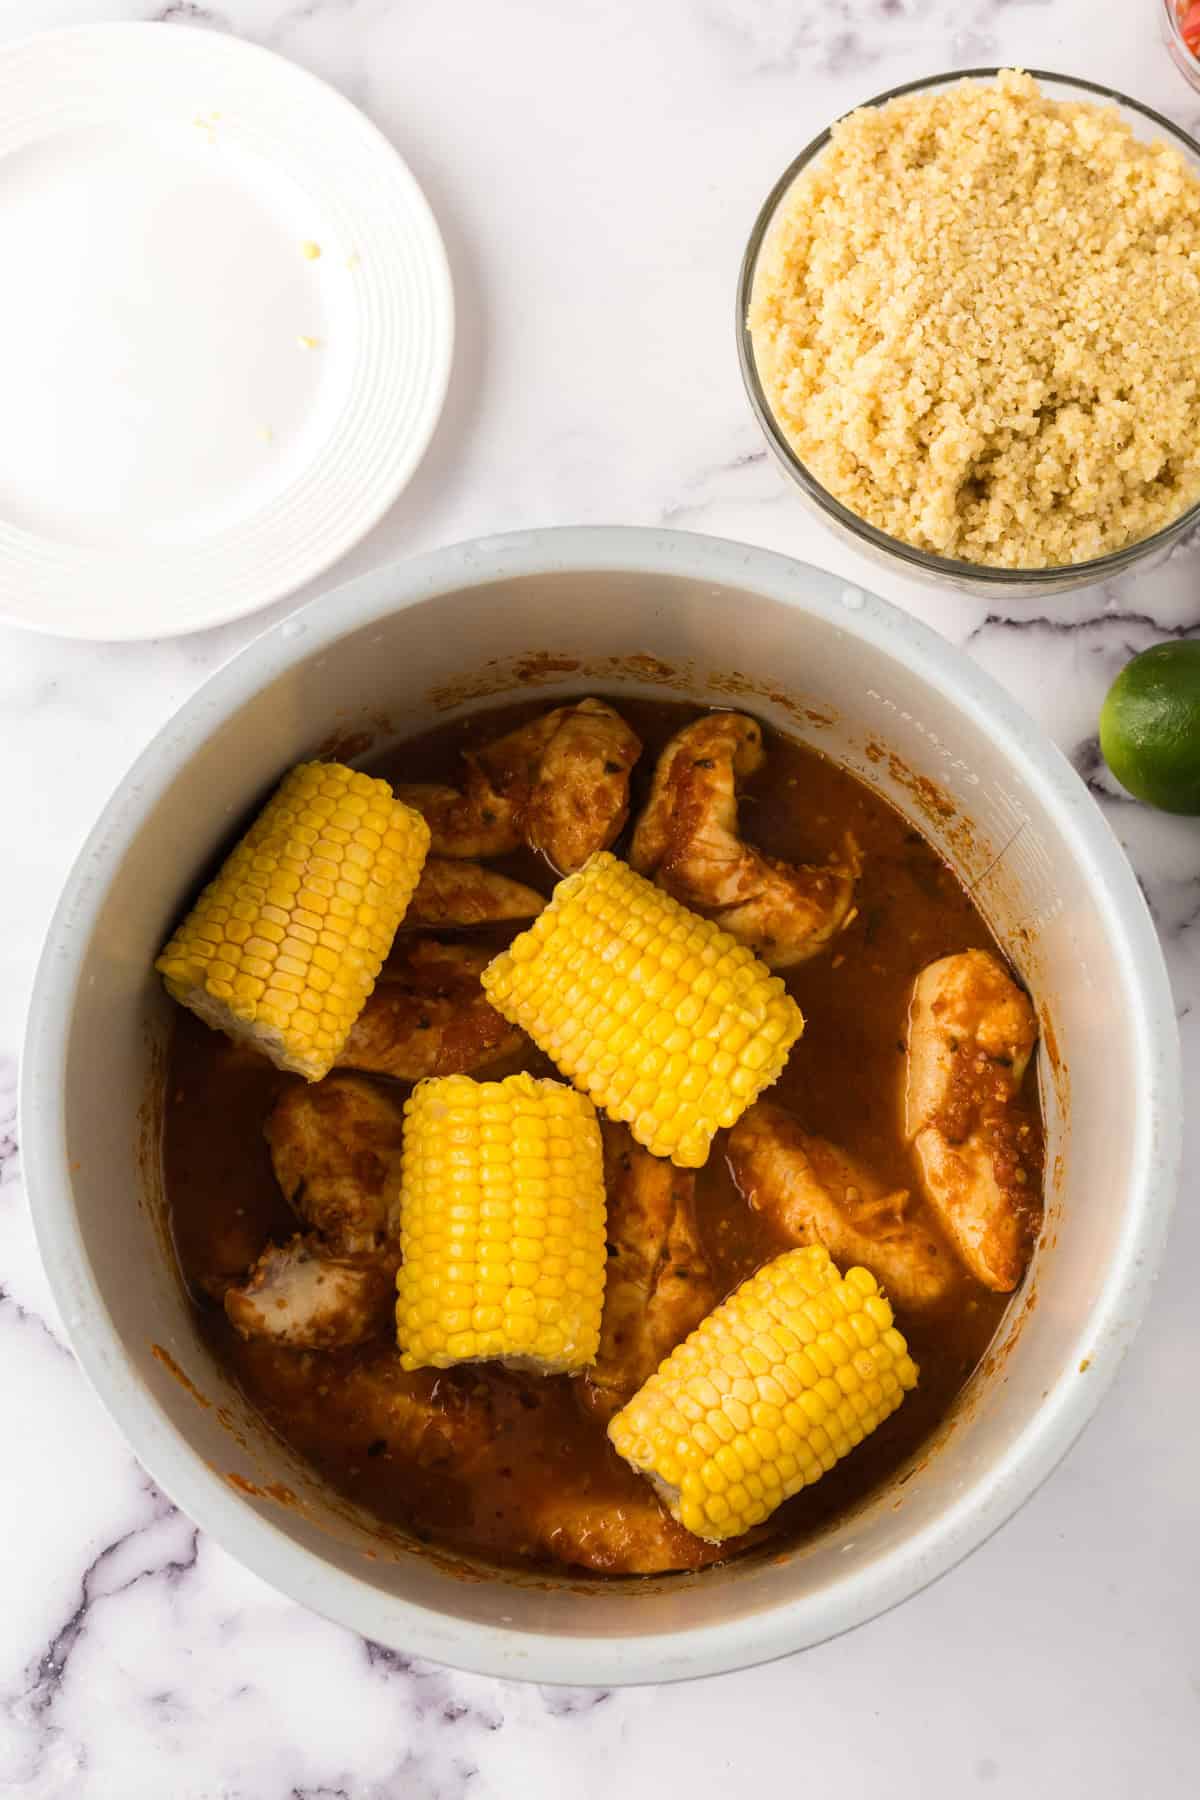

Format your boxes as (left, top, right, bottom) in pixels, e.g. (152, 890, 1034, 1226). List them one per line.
(749, 70, 1200, 568)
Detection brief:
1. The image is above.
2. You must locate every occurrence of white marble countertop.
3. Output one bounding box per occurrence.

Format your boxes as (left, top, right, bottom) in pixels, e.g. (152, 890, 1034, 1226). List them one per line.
(2, 1, 1198, 1794)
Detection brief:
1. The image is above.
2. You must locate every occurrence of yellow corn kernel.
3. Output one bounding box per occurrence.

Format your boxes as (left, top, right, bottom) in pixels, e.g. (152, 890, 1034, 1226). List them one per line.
(608, 1247, 918, 1542)
(156, 762, 429, 1080)
(395, 1072, 607, 1374)
(481, 853, 803, 1167)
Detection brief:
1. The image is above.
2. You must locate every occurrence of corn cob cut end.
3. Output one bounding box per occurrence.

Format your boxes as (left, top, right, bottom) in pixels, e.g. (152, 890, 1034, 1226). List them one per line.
(481, 852, 804, 1168)
(156, 761, 430, 1081)
(608, 1245, 919, 1542)
(395, 1071, 608, 1376)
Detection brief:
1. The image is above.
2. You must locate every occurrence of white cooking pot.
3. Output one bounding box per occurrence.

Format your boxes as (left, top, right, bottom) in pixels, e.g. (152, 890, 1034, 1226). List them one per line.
(21, 528, 1179, 1685)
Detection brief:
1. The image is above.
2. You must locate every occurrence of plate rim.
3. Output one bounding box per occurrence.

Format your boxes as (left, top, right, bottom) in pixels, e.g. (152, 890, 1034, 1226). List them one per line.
(0, 21, 454, 641)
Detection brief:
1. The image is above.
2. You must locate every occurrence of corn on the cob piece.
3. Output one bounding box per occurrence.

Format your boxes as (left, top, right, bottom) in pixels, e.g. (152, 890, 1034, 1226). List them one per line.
(395, 1072, 607, 1374)
(608, 1245, 918, 1542)
(481, 853, 803, 1168)
(157, 762, 430, 1081)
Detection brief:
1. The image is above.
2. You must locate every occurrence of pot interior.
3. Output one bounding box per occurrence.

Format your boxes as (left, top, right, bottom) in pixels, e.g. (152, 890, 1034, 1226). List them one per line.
(53, 563, 1143, 1658)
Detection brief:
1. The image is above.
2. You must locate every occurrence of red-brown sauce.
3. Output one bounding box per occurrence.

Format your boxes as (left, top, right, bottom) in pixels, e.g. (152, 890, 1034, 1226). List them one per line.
(163, 697, 1043, 1572)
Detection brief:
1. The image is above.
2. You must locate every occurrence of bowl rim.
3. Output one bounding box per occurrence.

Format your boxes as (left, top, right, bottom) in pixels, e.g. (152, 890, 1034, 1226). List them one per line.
(20, 526, 1181, 1684)
(736, 65, 1200, 586)
(1161, 0, 1199, 70)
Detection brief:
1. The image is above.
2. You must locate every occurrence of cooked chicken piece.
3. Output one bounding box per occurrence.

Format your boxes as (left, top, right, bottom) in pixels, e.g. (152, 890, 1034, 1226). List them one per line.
(265, 1349, 723, 1571)
(394, 717, 566, 863)
(406, 857, 544, 928)
(523, 1490, 725, 1575)
(229, 1076, 406, 1345)
(905, 949, 1040, 1292)
(629, 712, 860, 967)
(225, 1238, 394, 1348)
(395, 699, 641, 873)
(244, 1347, 500, 1472)
(265, 1075, 406, 1256)
(522, 699, 642, 874)
(580, 1125, 716, 1422)
(339, 940, 525, 1081)
(342, 1361, 499, 1470)
(392, 779, 521, 862)
(728, 1102, 954, 1312)
(629, 710, 765, 874)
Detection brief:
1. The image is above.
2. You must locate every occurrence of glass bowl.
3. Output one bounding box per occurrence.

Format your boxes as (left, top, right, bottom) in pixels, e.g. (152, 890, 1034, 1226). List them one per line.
(1161, 0, 1200, 92)
(737, 68, 1200, 597)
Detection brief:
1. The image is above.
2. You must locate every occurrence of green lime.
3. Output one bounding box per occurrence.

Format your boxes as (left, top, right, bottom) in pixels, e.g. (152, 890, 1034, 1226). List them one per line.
(1099, 640, 1200, 814)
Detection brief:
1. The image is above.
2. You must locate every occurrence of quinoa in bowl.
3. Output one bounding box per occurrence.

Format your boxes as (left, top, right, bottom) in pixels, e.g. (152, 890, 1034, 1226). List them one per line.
(747, 70, 1200, 572)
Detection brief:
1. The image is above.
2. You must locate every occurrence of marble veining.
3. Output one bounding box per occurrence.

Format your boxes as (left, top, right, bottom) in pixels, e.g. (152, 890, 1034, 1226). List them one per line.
(1, 2, 1197, 1795)
(0, 1055, 17, 1182)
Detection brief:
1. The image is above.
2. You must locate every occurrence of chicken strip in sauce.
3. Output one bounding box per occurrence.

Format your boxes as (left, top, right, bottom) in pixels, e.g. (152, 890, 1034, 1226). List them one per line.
(395, 698, 641, 874)
(265, 1074, 405, 1256)
(522, 698, 641, 874)
(523, 1489, 725, 1575)
(339, 940, 525, 1082)
(227, 1077, 406, 1349)
(225, 1239, 395, 1350)
(579, 1126, 716, 1423)
(728, 1102, 954, 1312)
(630, 712, 859, 967)
(241, 1347, 500, 1475)
(405, 858, 544, 929)
(905, 950, 1040, 1292)
(242, 1347, 717, 1574)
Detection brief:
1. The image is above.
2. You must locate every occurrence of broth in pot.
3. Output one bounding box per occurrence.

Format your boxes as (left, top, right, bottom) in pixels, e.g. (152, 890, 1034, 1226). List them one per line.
(163, 696, 1044, 1576)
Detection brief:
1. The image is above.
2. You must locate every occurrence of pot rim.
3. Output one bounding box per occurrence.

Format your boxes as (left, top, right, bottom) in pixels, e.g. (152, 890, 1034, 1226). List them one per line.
(19, 526, 1181, 1684)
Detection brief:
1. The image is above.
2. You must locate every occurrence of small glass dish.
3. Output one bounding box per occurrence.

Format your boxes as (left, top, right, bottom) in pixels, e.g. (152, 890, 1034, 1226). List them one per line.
(737, 67, 1200, 597)
(1161, 0, 1200, 91)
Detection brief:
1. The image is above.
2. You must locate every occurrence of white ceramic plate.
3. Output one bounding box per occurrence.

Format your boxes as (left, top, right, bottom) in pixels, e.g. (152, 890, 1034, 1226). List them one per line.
(0, 24, 453, 639)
